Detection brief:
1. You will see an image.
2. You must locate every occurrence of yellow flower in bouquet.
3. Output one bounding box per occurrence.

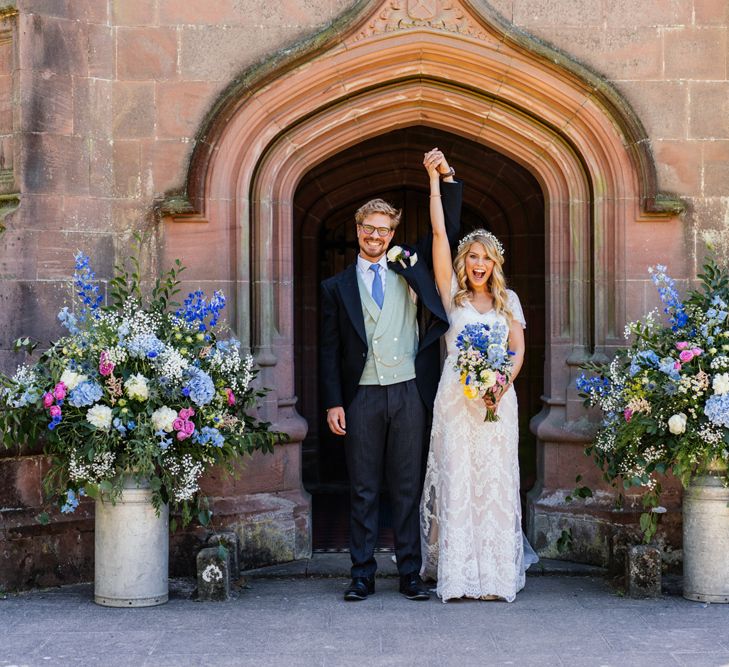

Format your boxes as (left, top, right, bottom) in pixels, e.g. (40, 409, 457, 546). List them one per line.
(463, 384, 479, 399)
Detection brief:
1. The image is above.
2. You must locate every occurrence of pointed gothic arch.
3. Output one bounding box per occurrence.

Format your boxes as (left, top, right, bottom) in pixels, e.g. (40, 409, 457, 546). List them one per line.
(163, 0, 683, 564)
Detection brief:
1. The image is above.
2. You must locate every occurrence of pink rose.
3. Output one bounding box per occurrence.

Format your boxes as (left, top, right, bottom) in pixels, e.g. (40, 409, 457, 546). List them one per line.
(675, 342, 689, 350)
(53, 383, 67, 400)
(691, 348, 703, 357)
(98, 351, 115, 377)
(495, 373, 506, 386)
(679, 350, 694, 363)
(183, 420, 195, 436)
(225, 388, 236, 406)
(172, 418, 185, 431)
(624, 409, 633, 422)
(42, 393, 54, 408)
(179, 407, 195, 420)
(176, 430, 189, 441)
(49, 405, 62, 418)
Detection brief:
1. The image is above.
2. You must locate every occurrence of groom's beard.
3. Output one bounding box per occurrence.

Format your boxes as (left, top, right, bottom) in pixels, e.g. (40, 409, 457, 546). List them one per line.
(359, 237, 388, 261)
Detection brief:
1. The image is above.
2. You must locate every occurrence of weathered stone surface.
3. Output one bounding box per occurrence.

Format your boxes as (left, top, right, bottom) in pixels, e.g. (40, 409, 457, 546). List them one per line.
(689, 82, 729, 139)
(155, 81, 220, 138)
(626, 544, 662, 598)
(21, 133, 90, 195)
(19, 13, 89, 77)
(664, 27, 727, 80)
(19, 71, 73, 134)
(116, 27, 178, 81)
(207, 531, 239, 577)
(112, 0, 159, 27)
(112, 81, 156, 139)
(196, 546, 230, 601)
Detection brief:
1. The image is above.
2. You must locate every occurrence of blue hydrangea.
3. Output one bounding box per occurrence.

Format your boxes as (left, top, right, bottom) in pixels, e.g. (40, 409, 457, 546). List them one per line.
(68, 381, 103, 408)
(126, 333, 165, 359)
(193, 426, 224, 448)
(658, 357, 681, 381)
(184, 368, 215, 406)
(629, 350, 660, 377)
(705, 393, 729, 428)
(60, 488, 85, 514)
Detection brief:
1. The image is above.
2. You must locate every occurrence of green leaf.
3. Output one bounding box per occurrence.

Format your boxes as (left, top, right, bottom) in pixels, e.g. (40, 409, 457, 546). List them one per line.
(37, 512, 50, 525)
(198, 509, 212, 526)
(217, 544, 228, 561)
(149, 476, 162, 491)
(99, 480, 113, 494)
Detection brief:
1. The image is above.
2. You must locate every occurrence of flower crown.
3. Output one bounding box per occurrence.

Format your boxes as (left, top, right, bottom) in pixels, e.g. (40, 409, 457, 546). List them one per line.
(457, 229, 505, 257)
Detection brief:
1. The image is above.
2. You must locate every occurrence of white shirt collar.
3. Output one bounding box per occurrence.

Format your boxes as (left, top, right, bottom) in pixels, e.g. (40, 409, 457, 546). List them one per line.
(357, 254, 388, 274)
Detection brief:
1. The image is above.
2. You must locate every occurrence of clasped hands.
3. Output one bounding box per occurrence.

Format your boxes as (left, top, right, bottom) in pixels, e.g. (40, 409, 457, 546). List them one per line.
(423, 148, 451, 180)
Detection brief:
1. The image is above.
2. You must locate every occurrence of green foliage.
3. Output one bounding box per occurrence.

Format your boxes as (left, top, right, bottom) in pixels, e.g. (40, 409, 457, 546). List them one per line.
(556, 529, 573, 554)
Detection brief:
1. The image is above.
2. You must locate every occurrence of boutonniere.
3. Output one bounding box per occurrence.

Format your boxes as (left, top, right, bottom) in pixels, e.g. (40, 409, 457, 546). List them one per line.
(387, 246, 417, 269)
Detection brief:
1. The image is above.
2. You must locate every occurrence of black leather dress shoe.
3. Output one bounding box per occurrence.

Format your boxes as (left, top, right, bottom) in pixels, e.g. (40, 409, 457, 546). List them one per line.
(344, 576, 375, 601)
(399, 573, 430, 600)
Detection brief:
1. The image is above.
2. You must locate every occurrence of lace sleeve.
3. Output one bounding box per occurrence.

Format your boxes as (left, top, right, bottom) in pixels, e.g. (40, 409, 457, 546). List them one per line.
(507, 290, 526, 329)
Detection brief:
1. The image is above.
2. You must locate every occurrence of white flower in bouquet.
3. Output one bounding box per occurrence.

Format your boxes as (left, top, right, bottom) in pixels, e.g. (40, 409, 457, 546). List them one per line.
(712, 372, 729, 395)
(151, 406, 177, 433)
(667, 412, 687, 435)
(124, 373, 149, 401)
(480, 368, 497, 389)
(60, 369, 88, 390)
(86, 404, 113, 430)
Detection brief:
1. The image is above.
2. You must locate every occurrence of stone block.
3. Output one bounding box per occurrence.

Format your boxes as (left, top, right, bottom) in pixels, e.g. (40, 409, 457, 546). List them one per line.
(664, 27, 727, 80)
(207, 531, 239, 577)
(155, 81, 219, 138)
(19, 71, 73, 134)
(72, 77, 113, 140)
(19, 13, 88, 78)
(616, 81, 688, 140)
(694, 0, 729, 24)
(702, 140, 729, 197)
(654, 140, 702, 195)
(0, 456, 44, 509)
(140, 139, 190, 196)
(512, 0, 604, 29)
(689, 82, 729, 139)
(62, 196, 113, 233)
(112, 140, 141, 198)
(112, 0, 159, 26)
(196, 546, 230, 601)
(87, 22, 114, 79)
(21, 133, 90, 195)
(626, 544, 662, 598)
(89, 138, 115, 197)
(603, 0, 691, 27)
(116, 27, 178, 81)
(112, 81, 156, 139)
(21, 0, 108, 23)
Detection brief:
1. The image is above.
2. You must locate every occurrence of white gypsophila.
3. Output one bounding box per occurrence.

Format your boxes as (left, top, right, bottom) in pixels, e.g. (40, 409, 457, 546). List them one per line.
(668, 413, 687, 435)
(151, 406, 177, 432)
(69, 450, 115, 483)
(164, 453, 204, 501)
(623, 309, 660, 340)
(155, 347, 189, 383)
(698, 423, 724, 446)
(710, 355, 729, 370)
(86, 404, 113, 430)
(12, 364, 39, 386)
(712, 372, 729, 395)
(124, 373, 149, 401)
(60, 369, 88, 390)
(106, 346, 128, 365)
(209, 347, 251, 391)
(642, 445, 666, 464)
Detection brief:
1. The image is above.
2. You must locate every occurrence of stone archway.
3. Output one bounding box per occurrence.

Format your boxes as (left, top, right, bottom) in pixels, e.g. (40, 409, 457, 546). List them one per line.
(162, 0, 683, 565)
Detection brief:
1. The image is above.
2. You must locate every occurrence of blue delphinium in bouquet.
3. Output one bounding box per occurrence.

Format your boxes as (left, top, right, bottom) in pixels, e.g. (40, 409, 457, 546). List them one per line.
(455, 321, 515, 422)
(0, 237, 281, 526)
(577, 259, 729, 541)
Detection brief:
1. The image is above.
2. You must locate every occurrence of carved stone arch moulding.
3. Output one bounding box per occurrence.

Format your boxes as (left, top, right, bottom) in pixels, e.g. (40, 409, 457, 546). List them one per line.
(161, 0, 686, 565)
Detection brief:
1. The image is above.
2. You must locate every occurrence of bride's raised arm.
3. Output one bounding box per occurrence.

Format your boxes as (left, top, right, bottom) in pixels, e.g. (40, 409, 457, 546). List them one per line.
(425, 153, 454, 313)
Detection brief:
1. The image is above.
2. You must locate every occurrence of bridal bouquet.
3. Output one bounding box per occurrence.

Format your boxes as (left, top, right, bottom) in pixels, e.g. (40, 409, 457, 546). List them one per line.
(577, 260, 729, 540)
(0, 241, 280, 527)
(455, 321, 514, 422)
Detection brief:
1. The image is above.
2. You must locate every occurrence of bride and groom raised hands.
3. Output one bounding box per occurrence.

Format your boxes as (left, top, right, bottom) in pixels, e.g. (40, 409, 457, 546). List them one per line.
(320, 148, 532, 603)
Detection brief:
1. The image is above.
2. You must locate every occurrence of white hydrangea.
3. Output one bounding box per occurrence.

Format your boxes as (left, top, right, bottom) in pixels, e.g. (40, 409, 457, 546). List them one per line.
(60, 369, 88, 390)
(151, 406, 177, 433)
(86, 404, 113, 430)
(125, 373, 149, 401)
(712, 372, 729, 395)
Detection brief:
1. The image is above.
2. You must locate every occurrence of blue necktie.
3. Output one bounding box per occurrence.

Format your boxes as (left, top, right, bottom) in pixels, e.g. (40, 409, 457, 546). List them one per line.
(370, 264, 384, 309)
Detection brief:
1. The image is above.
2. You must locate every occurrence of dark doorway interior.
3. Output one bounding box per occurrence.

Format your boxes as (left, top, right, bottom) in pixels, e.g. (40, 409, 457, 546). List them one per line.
(293, 126, 545, 550)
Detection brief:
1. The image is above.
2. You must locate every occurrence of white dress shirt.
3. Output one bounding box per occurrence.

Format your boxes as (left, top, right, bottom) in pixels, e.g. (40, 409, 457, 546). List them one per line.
(357, 255, 388, 299)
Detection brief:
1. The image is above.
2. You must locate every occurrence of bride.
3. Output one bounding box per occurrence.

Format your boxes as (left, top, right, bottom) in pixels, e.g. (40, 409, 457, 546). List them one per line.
(420, 154, 537, 602)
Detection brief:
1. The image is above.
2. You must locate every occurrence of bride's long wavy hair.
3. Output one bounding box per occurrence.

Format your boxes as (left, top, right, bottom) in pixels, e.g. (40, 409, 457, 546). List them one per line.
(453, 230, 512, 322)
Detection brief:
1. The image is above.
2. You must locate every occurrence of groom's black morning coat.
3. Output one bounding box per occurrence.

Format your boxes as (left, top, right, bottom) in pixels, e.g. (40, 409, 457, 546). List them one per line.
(319, 180, 463, 412)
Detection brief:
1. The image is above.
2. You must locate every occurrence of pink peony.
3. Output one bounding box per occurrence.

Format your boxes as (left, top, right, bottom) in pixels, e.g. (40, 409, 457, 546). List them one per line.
(176, 430, 189, 441)
(53, 382, 67, 401)
(183, 420, 195, 436)
(49, 405, 62, 418)
(42, 392, 54, 408)
(675, 341, 689, 350)
(679, 350, 694, 363)
(172, 418, 185, 431)
(624, 409, 633, 422)
(691, 348, 703, 357)
(178, 407, 195, 420)
(225, 388, 236, 406)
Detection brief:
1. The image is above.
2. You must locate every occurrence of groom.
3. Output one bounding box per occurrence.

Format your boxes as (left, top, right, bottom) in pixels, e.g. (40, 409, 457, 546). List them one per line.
(319, 149, 462, 601)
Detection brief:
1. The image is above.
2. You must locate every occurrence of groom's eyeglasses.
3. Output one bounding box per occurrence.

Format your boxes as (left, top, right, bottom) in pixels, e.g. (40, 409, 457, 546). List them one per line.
(358, 223, 393, 237)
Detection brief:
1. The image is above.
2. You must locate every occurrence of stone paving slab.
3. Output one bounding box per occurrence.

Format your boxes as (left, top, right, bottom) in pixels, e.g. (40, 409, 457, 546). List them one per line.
(1, 563, 728, 667)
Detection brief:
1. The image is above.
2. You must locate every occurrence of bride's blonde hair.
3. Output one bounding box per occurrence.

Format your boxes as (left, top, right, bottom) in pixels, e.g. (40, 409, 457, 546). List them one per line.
(453, 230, 512, 321)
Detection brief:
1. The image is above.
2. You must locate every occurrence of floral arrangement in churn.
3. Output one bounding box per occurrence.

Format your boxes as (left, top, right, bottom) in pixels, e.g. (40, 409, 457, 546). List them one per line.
(0, 242, 281, 526)
(576, 259, 729, 540)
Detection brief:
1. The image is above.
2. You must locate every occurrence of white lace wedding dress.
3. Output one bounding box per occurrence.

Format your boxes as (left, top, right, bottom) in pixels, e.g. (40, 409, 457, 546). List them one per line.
(420, 285, 538, 602)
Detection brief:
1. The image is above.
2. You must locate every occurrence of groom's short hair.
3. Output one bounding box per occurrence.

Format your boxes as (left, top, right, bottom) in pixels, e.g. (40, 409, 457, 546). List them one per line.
(355, 199, 402, 230)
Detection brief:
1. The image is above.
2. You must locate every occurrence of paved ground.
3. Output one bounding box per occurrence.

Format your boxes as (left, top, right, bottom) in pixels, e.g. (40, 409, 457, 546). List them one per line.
(1, 555, 728, 667)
